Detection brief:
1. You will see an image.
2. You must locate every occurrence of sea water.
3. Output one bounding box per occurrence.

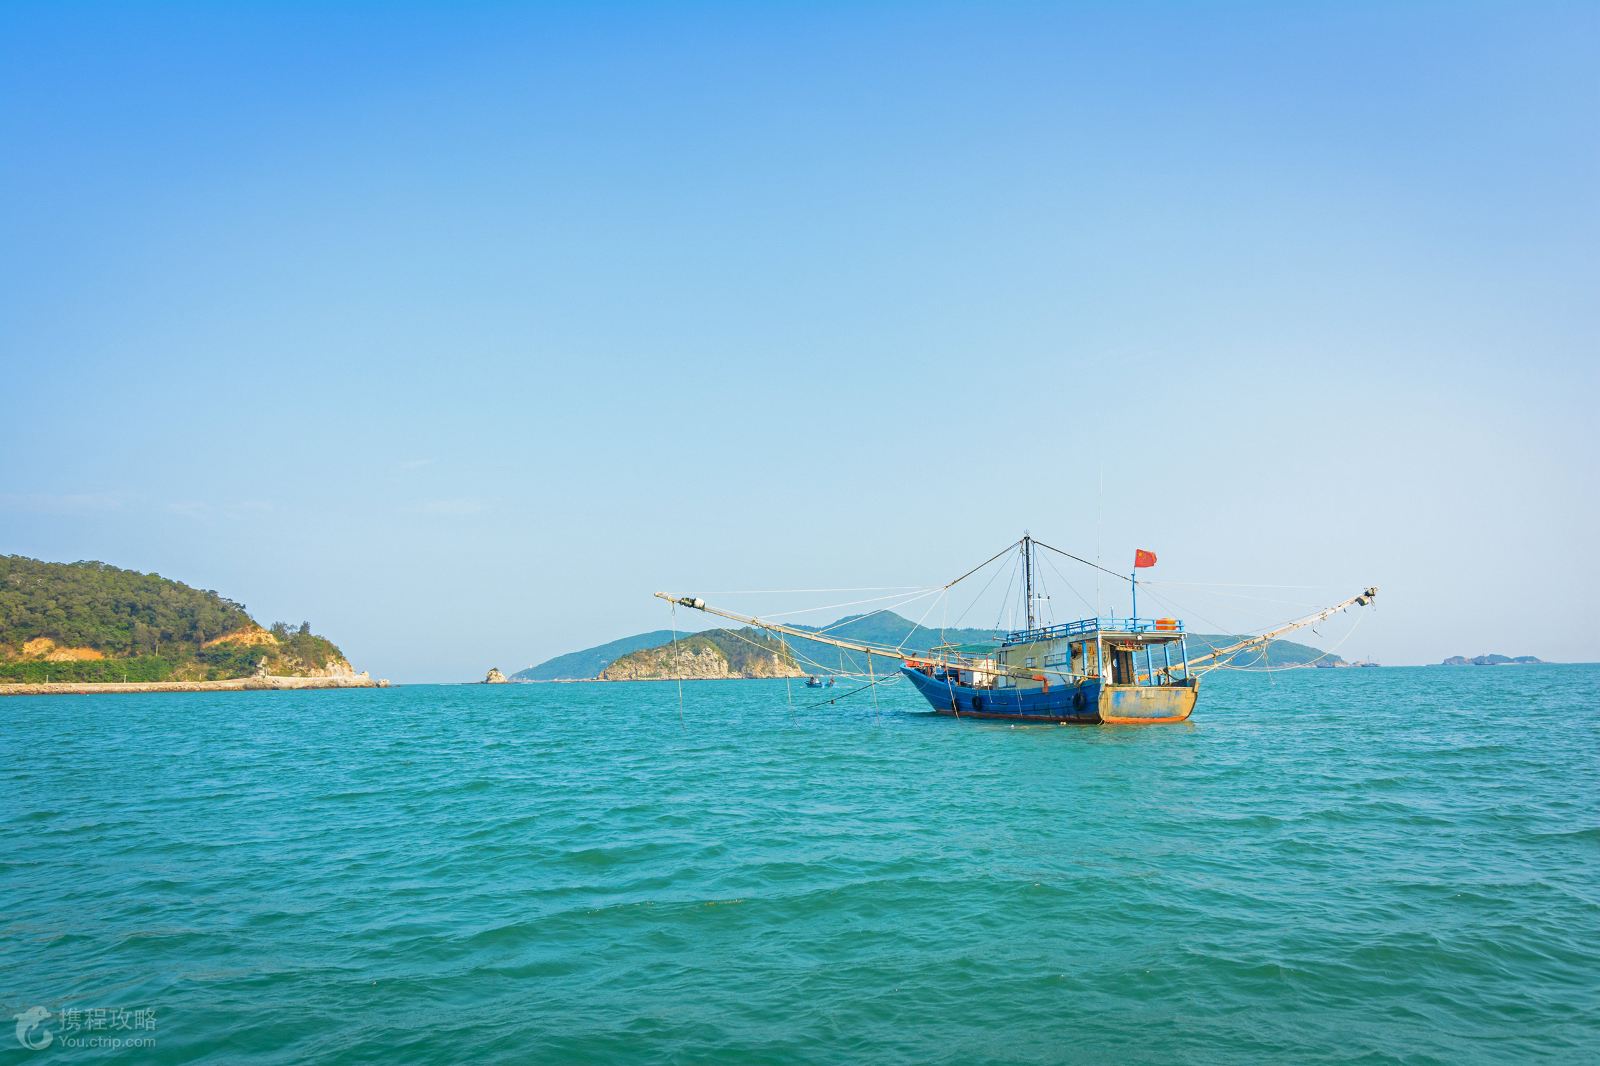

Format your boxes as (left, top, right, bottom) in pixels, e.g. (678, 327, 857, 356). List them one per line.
(3, 666, 1597, 1063)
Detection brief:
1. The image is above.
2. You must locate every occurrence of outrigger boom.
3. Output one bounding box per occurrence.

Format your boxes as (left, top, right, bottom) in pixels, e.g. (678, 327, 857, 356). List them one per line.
(654, 591, 941, 671)
(1139, 586, 1378, 681)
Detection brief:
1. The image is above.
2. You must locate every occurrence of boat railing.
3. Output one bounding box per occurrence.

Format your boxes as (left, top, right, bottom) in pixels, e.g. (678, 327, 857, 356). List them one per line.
(1002, 617, 1184, 644)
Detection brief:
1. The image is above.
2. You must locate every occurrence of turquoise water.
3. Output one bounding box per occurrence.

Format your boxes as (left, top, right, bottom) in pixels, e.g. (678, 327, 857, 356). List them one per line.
(3, 667, 1597, 1063)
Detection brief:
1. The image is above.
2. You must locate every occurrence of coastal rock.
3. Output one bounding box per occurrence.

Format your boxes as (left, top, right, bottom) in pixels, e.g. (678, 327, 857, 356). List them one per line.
(307, 658, 359, 678)
(483, 668, 509, 684)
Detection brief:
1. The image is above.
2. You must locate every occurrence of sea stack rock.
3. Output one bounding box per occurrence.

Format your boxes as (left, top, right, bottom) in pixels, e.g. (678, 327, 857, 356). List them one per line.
(483, 668, 509, 684)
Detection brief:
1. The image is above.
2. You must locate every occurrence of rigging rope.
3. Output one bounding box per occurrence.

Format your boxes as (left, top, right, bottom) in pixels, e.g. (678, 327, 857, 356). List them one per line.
(711, 620, 861, 682)
(699, 586, 929, 595)
(1140, 581, 1325, 589)
(792, 539, 1019, 647)
(701, 620, 904, 713)
(763, 585, 944, 620)
(1133, 582, 1239, 639)
(1033, 555, 1054, 627)
(670, 603, 685, 729)
(808, 671, 902, 710)
(895, 587, 949, 654)
(944, 542, 1015, 632)
(994, 549, 1021, 633)
(943, 539, 1023, 591)
(781, 634, 793, 716)
(869, 650, 880, 720)
(809, 585, 944, 636)
(1041, 550, 1098, 615)
(1033, 537, 1132, 584)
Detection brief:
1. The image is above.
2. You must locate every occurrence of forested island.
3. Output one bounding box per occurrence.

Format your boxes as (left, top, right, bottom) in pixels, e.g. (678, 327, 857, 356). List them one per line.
(0, 555, 382, 692)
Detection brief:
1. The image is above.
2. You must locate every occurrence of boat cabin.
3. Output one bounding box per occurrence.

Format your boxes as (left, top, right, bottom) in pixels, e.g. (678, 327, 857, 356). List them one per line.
(955, 616, 1189, 691)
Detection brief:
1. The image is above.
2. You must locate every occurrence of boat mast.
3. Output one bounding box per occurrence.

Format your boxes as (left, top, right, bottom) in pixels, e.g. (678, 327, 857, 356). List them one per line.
(1022, 532, 1036, 631)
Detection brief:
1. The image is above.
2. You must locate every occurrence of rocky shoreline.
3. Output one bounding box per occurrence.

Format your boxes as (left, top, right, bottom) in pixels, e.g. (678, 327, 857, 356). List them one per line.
(0, 674, 390, 697)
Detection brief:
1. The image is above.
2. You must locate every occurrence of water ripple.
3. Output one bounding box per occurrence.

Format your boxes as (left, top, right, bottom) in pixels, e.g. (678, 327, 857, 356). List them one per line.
(1, 667, 1597, 1063)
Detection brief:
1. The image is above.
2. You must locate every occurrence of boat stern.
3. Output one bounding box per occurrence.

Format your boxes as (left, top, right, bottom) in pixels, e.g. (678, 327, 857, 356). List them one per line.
(1097, 680, 1197, 725)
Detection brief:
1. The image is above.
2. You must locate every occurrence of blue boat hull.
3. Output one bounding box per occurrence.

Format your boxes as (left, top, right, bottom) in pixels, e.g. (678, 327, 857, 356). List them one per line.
(900, 666, 1197, 724)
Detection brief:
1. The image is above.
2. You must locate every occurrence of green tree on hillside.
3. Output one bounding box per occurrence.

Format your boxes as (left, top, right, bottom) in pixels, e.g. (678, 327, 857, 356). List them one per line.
(0, 556, 351, 682)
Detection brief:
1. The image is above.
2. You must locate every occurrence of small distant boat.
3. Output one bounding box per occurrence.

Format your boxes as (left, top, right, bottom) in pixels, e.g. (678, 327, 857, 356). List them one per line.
(658, 534, 1376, 725)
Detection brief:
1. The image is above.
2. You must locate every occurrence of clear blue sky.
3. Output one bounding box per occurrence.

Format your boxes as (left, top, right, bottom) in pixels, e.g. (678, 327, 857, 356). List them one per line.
(2, 2, 1595, 680)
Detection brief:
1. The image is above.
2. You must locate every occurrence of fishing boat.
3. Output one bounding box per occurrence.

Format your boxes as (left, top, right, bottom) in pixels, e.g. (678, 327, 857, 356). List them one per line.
(657, 535, 1376, 725)
(805, 676, 823, 689)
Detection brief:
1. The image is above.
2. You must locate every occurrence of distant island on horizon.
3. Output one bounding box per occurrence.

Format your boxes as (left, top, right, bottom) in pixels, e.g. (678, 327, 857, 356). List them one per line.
(1441, 654, 1544, 666)
(513, 614, 1347, 682)
(0, 555, 384, 694)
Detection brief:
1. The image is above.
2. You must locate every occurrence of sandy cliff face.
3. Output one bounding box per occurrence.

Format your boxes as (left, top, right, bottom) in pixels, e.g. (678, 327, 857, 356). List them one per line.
(484, 668, 509, 684)
(20, 638, 106, 662)
(202, 626, 279, 649)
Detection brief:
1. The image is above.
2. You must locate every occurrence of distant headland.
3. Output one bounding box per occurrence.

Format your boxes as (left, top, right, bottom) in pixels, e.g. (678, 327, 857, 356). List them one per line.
(0, 555, 386, 695)
(1441, 654, 1544, 666)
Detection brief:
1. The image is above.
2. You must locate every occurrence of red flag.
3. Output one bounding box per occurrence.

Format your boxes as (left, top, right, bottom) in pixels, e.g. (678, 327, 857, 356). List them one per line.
(1134, 549, 1157, 569)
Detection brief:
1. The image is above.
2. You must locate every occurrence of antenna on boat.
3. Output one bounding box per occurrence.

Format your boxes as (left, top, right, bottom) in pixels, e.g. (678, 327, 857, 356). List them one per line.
(1022, 531, 1036, 631)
